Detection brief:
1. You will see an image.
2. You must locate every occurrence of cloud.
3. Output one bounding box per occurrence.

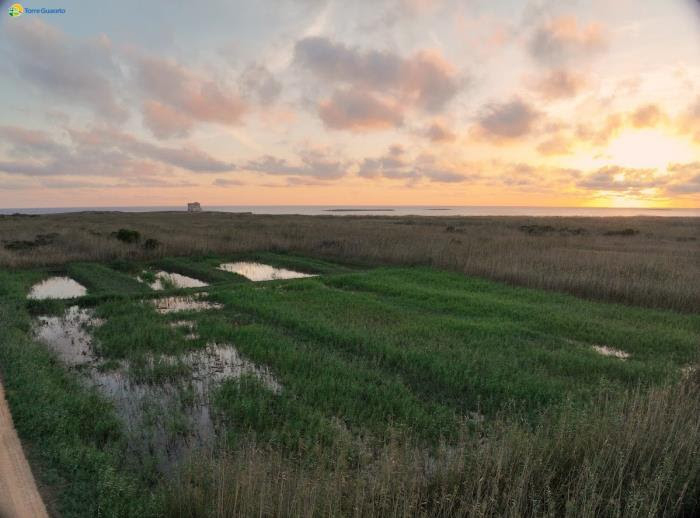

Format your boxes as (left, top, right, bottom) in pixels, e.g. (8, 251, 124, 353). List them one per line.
(528, 15, 608, 66)
(213, 178, 245, 187)
(680, 96, 700, 141)
(0, 175, 36, 190)
(497, 163, 581, 192)
(0, 124, 235, 177)
(477, 98, 540, 139)
(4, 19, 127, 122)
(420, 168, 468, 183)
(575, 113, 624, 147)
(358, 146, 476, 184)
(38, 177, 198, 189)
(667, 176, 700, 194)
(496, 163, 539, 187)
(69, 128, 237, 172)
(135, 55, 247, 138)
(577, 166, 661, 193)
(0, 126, 65, 156)
(240, 64, 282, 104)
(295, 36, 462, 129)
(576, 162, 700, 197)
(142, 100, 195, 139)
(0, 160, 58, 176)
(537, 135, 572, 155)
(531, 68, 587, 99)
(630, 104, 666, 128)
(400, 50, 461, 112)
(666, 162, 700, 194)
(358, 152, 412, 180)
(318, 89, 404, 130)
(243, 150, 349, 179)
(295, 36, 404, 90)
(423, 120, 457, 142)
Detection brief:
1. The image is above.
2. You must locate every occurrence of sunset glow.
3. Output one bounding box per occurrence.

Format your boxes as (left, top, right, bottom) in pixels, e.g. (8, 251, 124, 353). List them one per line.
(0, 0, 699, 208)
(605, 130, 696, 171)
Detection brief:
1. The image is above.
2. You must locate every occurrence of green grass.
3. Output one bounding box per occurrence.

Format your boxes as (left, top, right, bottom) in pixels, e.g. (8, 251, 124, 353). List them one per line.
(0, 271, 159, 517)
(66, 262, 152, 295)
(1, 253, 699, 516)
(93, 298, 203, 359)
(208, 268, 697, 423)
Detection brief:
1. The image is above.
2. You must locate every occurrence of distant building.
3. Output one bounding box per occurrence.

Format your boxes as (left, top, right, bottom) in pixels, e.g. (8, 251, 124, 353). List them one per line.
(187, 202, 202, 212)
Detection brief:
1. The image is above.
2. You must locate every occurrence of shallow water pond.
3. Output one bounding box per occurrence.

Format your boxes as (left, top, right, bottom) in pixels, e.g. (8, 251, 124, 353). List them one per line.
(139, 271, 208, 290)
(91, 344, 281, 469)
(592, 345, 630, 359)
(27, 277, 87, 300)
(151, 295, 223, 314)
(34, 306, 102, 365)
(32, 306, 281, 472)
(219, 262, 315, 282)
(170, 320, 199, 340)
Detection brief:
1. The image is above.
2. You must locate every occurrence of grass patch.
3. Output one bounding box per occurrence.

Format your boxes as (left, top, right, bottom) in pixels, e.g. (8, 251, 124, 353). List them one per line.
(2, 255, 699, 516)
(67, 262, 151, 295)
(93, 298, 198, 358)
(0, 270, 159, 517)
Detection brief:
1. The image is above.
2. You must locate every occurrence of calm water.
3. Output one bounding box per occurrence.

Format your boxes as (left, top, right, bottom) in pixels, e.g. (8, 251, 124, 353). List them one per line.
(32, 305, 280, 472)
(27, 277, 87, 300)
(2, 205, 699, 217)
(219, 262, 315, 281)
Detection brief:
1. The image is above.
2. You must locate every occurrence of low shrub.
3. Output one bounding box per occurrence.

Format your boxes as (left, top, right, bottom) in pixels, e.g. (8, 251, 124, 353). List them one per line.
(112, 229, 141, 244)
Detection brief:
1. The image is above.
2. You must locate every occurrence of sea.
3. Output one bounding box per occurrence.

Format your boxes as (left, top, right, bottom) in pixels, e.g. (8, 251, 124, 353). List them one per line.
(1, 206, 699, 217)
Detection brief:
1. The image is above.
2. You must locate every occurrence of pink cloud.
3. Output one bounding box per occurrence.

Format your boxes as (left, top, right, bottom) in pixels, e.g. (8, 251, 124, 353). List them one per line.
(476, 98, 540, 140)
(5, 19, 127, 122)
(318, 89, 404, 131)
(423, 120, 457, 142)
(135, 56, 247, 137)
(295, 37, 462, 130)
(142, 100, 195, 139)
(531, 68, 588, 99)
(537, 135, 573, 156)
(529, 16, 608, 65)
(630, 104, 666, 128)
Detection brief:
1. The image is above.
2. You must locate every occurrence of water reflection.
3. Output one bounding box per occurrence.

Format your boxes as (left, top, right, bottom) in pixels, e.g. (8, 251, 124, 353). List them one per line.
(151, 295, 223, 314)
(592, 345, 630, 359)
(27, 277, 87, 300)
(32, 306, 280, 472)
(138, 271, 208, 290)
(219, 262, 315, 282)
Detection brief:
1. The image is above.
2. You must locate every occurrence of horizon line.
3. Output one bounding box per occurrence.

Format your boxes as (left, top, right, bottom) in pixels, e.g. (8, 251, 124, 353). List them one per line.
(2, 204, 699, 211)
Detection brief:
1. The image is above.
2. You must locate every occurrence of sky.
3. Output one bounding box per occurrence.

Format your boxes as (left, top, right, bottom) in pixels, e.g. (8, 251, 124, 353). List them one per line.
(0, 0, 699, 208)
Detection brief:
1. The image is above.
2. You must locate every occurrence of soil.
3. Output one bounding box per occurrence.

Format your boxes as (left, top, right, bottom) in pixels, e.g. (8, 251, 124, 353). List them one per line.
(0, 381, 48, 518)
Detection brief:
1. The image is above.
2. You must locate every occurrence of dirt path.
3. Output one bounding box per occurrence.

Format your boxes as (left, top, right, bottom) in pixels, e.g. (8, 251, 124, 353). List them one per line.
(0, 382, 48, 518)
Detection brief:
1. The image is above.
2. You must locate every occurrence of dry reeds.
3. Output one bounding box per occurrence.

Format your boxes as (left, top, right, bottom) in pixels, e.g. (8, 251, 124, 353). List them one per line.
(163, 376, 700, 517)
(1, 212, 698, 312)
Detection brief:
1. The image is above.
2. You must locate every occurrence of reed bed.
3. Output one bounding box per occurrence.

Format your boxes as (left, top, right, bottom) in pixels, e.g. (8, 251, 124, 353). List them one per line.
(164, 377, 700, 517)
(1, 212, 698, 312)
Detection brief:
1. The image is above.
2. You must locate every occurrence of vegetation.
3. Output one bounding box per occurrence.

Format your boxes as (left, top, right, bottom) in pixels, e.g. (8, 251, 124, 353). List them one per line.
(0, 212, 697, 312)
(164, 378, 700, 517)
(0, 271, 160, 517)
(113, 228, 141, 244)
(67, 262, 152, 295)
(0, 228, 698, 516)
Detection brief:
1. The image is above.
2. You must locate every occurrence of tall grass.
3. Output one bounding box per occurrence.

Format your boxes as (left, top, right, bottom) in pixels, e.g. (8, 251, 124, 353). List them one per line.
(2, 254, 699, 516)
(1, 212, 698, 311)
(164, 376, 700, 517)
